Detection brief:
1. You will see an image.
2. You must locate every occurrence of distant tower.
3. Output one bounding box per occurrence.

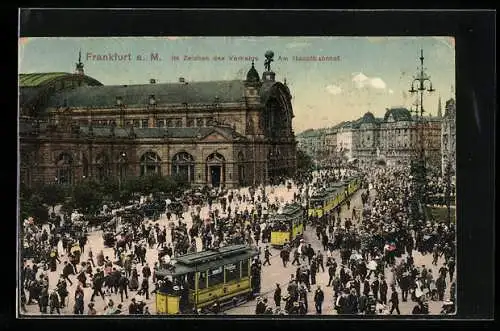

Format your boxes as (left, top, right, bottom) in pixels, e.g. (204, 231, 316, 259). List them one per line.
(437, 95, 443, 118)
(75, 50, 84, 75)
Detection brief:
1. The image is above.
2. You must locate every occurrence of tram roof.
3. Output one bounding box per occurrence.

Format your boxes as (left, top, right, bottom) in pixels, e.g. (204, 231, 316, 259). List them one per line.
(156, 245, 258, 277)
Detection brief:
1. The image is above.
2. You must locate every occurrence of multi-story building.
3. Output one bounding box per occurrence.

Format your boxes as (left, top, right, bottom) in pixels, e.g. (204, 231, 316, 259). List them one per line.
(441, 98, 456, 175)
(296, 129, 325, 159)
(354, 112, 382, 166)
(336, 122, 354, 158)
(19, 52, 297, 188)
(323, 107, 443, 169)
(324, 127, 337, 159)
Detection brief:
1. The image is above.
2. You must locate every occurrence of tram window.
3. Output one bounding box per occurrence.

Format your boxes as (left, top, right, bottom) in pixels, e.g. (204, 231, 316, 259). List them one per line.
(225, 262, 241, 283)
(241, 259, 249, 278)
(198, 271, 207, 289)
(187, 272, 195, 289)
(208, 266, 224, 287)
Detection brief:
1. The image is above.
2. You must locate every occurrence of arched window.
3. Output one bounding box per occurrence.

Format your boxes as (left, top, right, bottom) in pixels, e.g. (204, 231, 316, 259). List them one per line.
(56, 152, 73, 185)
(95, 153, 111, 182)
(82, 156, 89, 178)
(140, 151, 161, 176)
(172, 152, 195, 183)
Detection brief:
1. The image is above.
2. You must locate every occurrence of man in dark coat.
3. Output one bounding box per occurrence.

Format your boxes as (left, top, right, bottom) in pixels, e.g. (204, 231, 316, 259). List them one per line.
(389, 285, 400, 315)
(447, 258, 455, 282)
(49, 290, 60, 314)
(327, 262, 336, 287)
(128, 298, 138, 314)
(346, 289, 359, 314)
(379, 277, 388, 304)
(61, 261, 75, 286)
(399, 272, 410, 302)
(274, 283, 281, 307)
(280, 248, 289, 267)
(90, 269, 105, 302)
(316, 250, 325, 272)
(363, 278, 371, 297)
(305, 244, 315, 265)
(118, 272, 129, 302)
(371, 278, 380, 301)
(310, 259, 317, 285)
(291, 249, 300, 266)
(436, 275, 447, 301)
(263, 246, 272, 266)
(314, 285, 324, 314)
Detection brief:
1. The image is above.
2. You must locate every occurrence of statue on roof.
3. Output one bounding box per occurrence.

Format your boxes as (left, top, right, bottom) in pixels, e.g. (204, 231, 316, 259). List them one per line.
(264, 50, 274, 72)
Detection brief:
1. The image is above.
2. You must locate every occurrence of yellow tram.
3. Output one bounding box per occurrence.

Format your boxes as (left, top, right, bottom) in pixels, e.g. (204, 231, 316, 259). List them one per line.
(155, 245, 259, 314)
(307, 175, 363, 218)
(270, 203, 305, 247)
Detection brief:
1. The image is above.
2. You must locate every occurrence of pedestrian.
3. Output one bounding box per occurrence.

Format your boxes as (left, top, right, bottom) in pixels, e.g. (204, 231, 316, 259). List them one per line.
(90, 269, 105, 302)
(436, 274, 447, 301)
(379, 276, 388, 304)
(263, 246, 272, 266)
(389, 285, 400, 315)
(314, 285, 324, 314)
(49, 290, 60, 314)
(87, 303, 97, 315)
(118, 271, 129, 302)
(128, 298, 138, 314)
(447, 258, 455, 282)
(316, 250, 325, 272)
(291, 249, 300, 266)
(274, 284, 281, 307)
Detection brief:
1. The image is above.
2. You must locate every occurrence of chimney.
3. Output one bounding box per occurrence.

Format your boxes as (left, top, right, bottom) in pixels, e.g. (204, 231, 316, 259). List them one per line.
(150, 79, 156, 84)
(179, 77, 185, 83)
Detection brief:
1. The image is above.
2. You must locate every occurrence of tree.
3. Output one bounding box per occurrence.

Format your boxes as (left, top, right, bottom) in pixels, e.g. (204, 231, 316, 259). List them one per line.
(40, 183, 68, 213)
(296, 148, 314, 173)
(71, 180, 103, 215)
(19, 190, 48, 224)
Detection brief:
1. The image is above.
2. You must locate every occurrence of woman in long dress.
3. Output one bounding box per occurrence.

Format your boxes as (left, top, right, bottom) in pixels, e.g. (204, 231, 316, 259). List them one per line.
(129, 267, 139, 291)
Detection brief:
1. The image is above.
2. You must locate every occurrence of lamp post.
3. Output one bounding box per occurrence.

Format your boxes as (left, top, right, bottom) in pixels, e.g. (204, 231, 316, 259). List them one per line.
(408, 49, 435, 221)
(118, 152, 127, 192)
(445, 159, 452, 225)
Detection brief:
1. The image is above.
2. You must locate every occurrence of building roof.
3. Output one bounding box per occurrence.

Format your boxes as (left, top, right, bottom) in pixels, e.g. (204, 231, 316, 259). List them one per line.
(246, 62, 260, 83)
(19, 72, 71, 87)
(19, 72, 103, 88)
(19, 87, 43, 107)
(361, 111, 376, 124)
(384, 107, 412, 122)
(46, 80, 247, 108)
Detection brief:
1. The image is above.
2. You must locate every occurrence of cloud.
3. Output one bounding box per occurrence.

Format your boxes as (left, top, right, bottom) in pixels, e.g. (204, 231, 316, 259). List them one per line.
(352, 72, 387, 90)
(326, 84, 342, 95)
(285, 42, 310, 49)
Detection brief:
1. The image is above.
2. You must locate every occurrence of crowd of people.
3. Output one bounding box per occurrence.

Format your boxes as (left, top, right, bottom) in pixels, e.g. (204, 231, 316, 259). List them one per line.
(19, 163, 456, 316)
(251, 165, 456, 315)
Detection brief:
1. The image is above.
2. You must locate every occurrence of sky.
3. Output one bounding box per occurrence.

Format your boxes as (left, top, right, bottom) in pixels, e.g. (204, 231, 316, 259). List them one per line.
(19, 37, 455, 133)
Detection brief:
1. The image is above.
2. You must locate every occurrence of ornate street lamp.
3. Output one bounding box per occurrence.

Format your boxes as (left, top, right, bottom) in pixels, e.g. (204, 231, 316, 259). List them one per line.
(408, 49, 435, 222)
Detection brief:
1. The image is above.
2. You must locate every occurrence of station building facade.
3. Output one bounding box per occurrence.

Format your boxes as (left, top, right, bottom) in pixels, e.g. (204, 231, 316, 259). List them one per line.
(19, 55, 297, 188)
